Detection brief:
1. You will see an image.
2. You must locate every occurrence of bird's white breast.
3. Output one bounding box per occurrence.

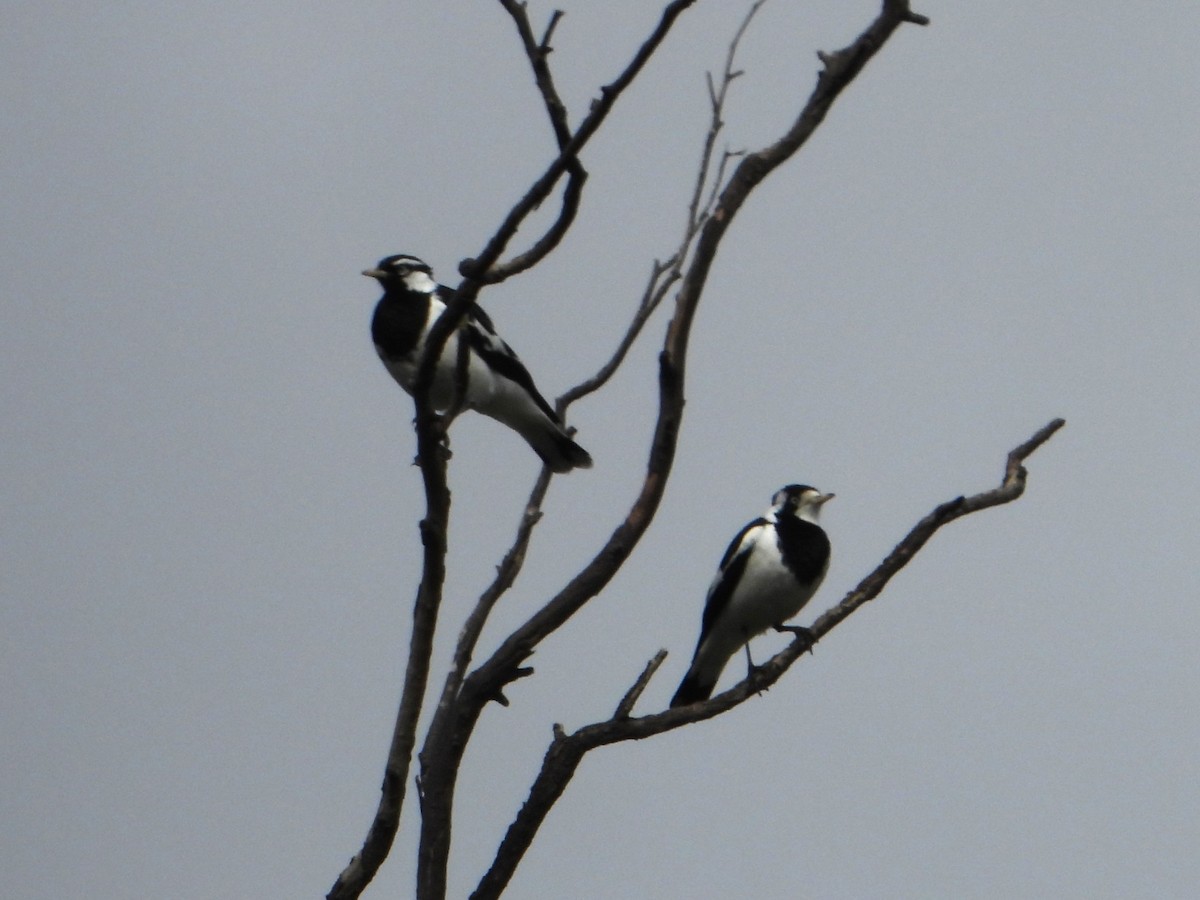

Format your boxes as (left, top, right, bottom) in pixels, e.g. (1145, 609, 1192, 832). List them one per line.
(385, 296, 505, 411)
(722, 530, 818, 636)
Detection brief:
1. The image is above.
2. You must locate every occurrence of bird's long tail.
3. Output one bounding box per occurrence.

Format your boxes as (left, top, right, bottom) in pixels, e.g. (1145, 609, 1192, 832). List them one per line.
(515, 420, 593, 473)
(669, 667, 718, 708)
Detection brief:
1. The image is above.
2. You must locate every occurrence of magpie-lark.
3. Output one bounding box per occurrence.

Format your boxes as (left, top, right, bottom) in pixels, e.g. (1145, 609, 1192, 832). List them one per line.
(670, 484, 833, 708)
(363, 254, 592, 473)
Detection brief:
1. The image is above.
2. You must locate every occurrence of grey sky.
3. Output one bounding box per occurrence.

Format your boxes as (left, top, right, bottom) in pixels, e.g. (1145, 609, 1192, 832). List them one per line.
(4, 2, 1198, 897)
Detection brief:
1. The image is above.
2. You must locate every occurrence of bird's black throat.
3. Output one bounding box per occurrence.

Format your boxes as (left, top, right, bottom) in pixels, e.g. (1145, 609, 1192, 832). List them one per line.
(774, 516, 831, 586)
(372, 288, 430, 361)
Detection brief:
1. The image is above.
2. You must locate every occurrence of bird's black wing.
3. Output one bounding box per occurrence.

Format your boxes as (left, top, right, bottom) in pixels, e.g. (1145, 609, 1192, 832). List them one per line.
(697, 518, 767, 645)
(462, 306, 560, 422)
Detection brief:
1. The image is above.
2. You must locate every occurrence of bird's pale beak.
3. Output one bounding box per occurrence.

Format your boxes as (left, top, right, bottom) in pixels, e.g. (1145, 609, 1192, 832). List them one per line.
(362, 268, 387, 279)
(815, 492, 835, 505)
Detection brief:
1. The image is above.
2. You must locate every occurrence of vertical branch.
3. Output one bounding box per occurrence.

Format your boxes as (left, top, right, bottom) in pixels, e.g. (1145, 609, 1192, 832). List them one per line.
(326, 419, 451, 900)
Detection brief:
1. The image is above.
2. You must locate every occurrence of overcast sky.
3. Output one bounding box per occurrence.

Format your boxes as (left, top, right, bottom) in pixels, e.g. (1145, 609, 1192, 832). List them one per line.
(4, 2, 1198, 898)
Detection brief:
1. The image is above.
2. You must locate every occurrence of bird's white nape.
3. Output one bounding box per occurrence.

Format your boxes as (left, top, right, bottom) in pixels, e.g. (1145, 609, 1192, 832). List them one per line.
(400, 270, 438, 293)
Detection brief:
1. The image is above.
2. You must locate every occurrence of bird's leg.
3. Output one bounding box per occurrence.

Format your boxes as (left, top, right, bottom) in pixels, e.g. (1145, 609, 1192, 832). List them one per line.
(742, 640, 759, 677)
(742, 641, 773, 697)
(774, 623, 817, 654)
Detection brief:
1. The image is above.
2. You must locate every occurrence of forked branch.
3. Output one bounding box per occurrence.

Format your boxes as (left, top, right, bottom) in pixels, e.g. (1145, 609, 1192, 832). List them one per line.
(488, 1, 587, 282)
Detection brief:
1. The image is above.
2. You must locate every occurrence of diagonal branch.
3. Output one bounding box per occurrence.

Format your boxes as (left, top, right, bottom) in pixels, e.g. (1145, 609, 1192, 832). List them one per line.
(325, 407, 453, 900)
(460, 0, 701, 286)
(488, 1, 587, 282)
(471, 418, 1063, 899)
(498, 1, 572, 145)
(441, 470, 552, 713)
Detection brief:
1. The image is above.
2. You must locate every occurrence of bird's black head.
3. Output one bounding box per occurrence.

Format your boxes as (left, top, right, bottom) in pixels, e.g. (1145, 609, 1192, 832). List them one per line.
(771, 484, 835, 523)
(362, 254, 436, 292)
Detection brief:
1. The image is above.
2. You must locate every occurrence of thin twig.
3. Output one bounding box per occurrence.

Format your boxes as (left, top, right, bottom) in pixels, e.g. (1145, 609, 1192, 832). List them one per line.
(686, 0, 764, 234)
(461, 0, 701, 287)
(440, 471, 552, 715)
(614, 651, 669, 720)
(498, 1, 572, 145)
(558, 2, 760, 410)
(489, 1, 587, 282)
(556, 258, 678, 409)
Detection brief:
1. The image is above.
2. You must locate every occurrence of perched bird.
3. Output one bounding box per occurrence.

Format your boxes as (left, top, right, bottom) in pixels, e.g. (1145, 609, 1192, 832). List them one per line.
(670, 484, 834, 708)
(363, 254, 592, 473)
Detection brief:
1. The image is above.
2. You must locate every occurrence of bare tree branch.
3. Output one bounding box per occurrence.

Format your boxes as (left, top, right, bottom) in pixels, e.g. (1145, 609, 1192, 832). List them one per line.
(462, 0, 702, 285)
(498, 1, 572, 145)
(487, 1, 587, 282)
(487, 166, 587, 283)
(472, 417, 1063, 898)
(614, 650, 669, 720)
(444, 473, 552, 708)
(324, 413, 453, 900)
(555, 258, 678, 409)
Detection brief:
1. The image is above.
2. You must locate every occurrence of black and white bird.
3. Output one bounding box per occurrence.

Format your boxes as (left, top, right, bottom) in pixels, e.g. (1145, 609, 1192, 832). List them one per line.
(670, 484, 834, 708)
(363, 254, 592, 473)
